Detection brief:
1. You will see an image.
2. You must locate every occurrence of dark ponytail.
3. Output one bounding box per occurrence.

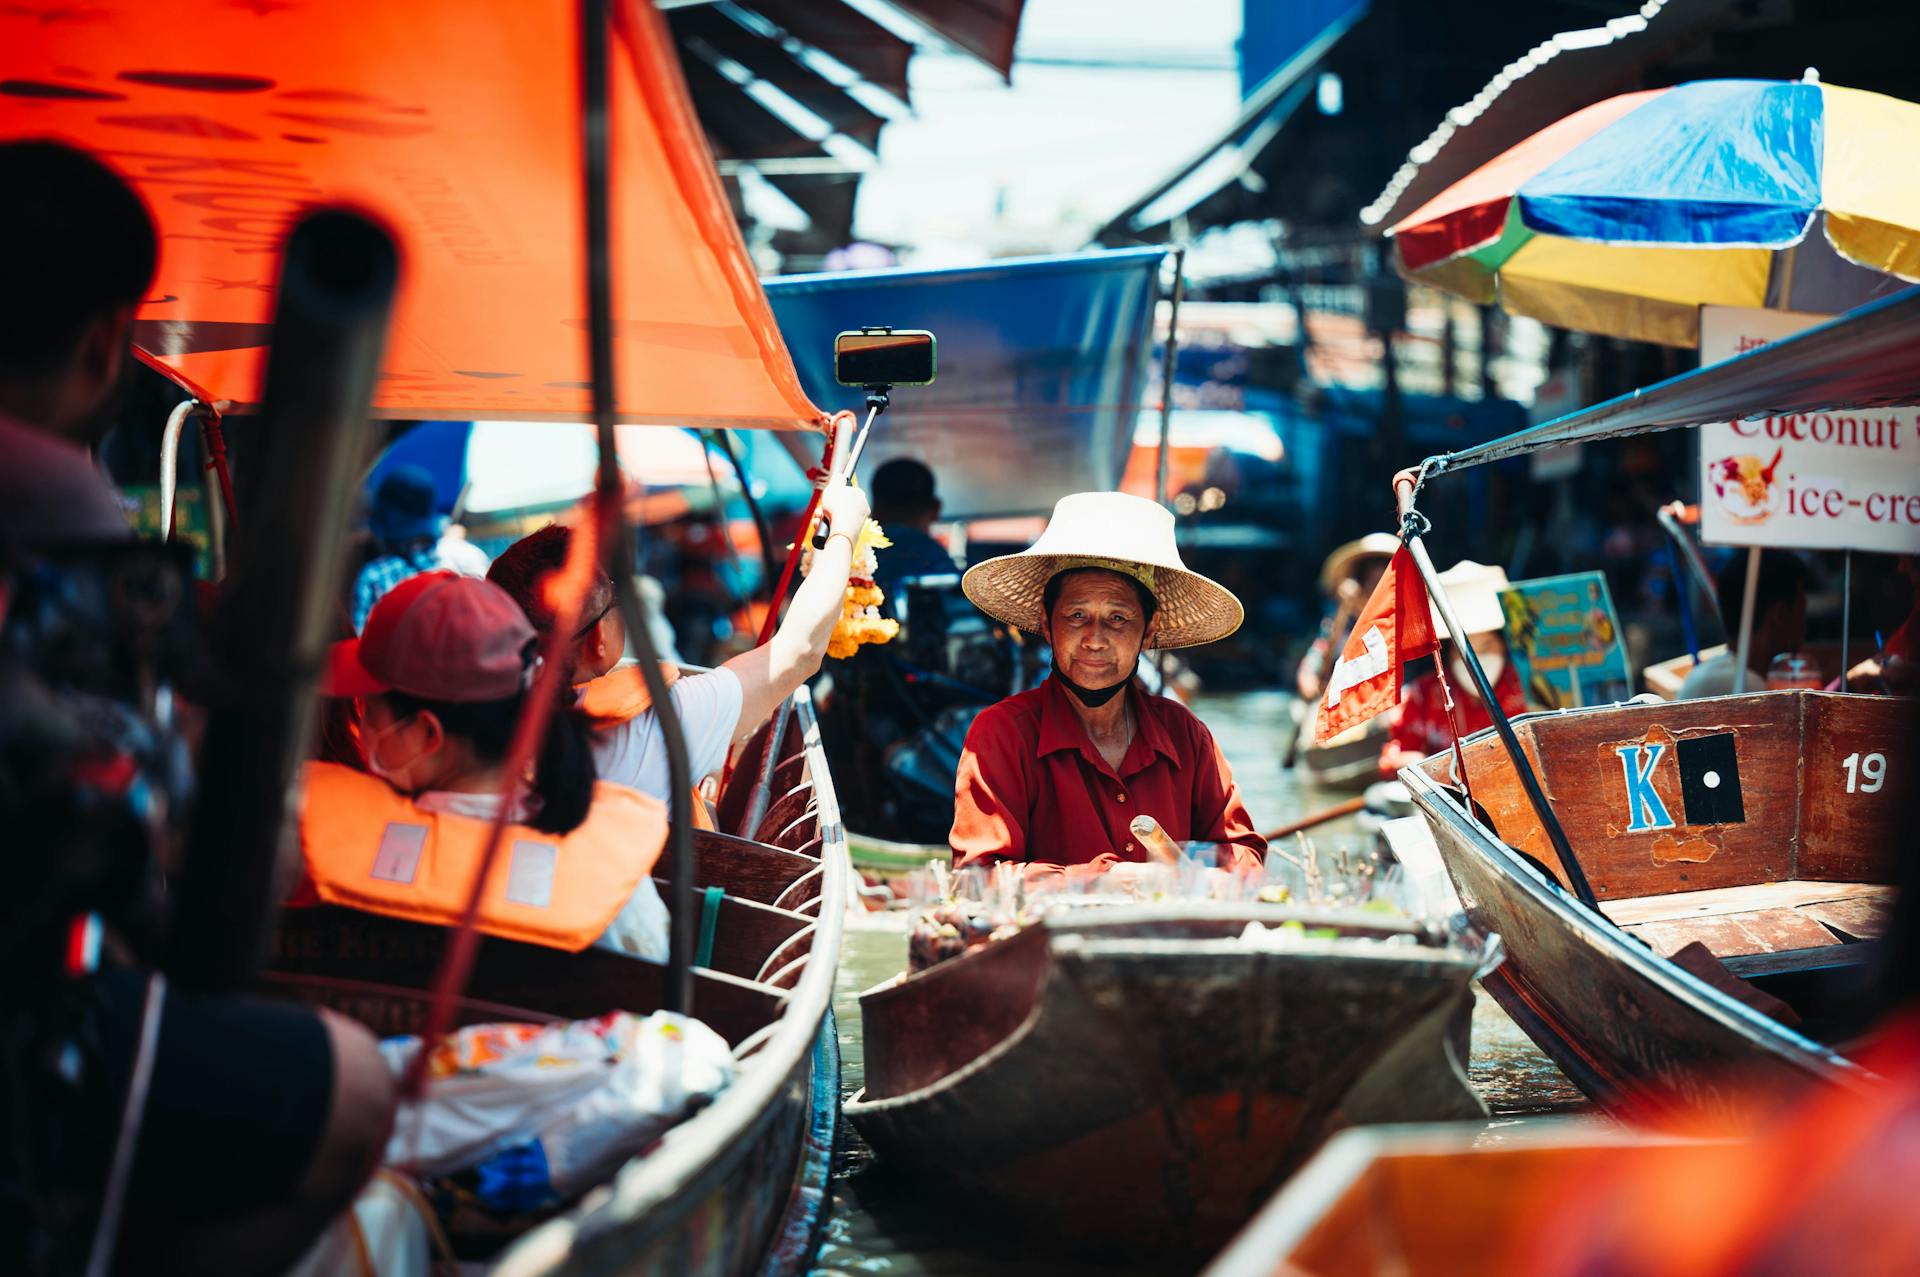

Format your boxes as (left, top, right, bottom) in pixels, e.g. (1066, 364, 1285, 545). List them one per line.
(527, 698, 596, 834)
(380, 684, 598, 836)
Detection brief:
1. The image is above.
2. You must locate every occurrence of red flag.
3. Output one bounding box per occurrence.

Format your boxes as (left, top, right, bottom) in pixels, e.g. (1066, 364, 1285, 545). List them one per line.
(1313, 546, 1438, 743)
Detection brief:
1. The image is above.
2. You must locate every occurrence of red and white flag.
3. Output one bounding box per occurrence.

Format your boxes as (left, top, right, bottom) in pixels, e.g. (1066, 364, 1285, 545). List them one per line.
(1313, 545, 1438, 744)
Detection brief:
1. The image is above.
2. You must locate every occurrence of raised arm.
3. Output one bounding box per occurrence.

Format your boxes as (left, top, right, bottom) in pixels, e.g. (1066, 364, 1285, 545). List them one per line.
(722, 482, 871, 739)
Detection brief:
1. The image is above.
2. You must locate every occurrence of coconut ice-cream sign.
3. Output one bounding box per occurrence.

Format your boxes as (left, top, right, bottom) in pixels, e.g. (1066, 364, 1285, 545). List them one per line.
(1698, 306, 1920, 554)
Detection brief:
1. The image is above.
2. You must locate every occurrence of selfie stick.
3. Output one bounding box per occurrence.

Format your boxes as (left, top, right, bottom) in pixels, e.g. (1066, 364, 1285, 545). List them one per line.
(812, 388, 889, 549)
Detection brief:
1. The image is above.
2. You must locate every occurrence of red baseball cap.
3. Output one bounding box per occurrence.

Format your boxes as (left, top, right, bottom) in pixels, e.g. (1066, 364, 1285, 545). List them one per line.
(326, 572, 536, 702)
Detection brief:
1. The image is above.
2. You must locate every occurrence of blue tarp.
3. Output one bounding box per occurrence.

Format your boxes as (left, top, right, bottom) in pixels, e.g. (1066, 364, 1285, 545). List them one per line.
(763, 248, 1166, 520)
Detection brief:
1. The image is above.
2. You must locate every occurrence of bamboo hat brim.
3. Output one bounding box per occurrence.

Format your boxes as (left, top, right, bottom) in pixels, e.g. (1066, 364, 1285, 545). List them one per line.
(961, 492, 1245, 650)
(1319, 532, 1400, 594)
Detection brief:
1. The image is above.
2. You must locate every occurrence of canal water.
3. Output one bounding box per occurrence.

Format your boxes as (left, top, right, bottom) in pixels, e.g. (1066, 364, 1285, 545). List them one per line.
(812, 691, 1590, 1275)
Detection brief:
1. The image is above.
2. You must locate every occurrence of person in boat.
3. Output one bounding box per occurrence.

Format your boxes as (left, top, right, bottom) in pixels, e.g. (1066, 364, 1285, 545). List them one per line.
(948, 492, 1267, 884)
(302, 571, 674, 960)
(1677, 550, 1806, 699)
(0, 139, 394, 1276)
(1296, 532, 1398, 702)
(484, 480, 870, 802)
(1378, 560, 1529, 777)
(349, 464, 489, 632)
(1835, 556, 1912, 691)
(869, 457, 956, 610)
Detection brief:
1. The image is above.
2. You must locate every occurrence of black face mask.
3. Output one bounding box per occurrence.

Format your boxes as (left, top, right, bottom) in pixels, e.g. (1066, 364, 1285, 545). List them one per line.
(1052, 661, 1127, 707)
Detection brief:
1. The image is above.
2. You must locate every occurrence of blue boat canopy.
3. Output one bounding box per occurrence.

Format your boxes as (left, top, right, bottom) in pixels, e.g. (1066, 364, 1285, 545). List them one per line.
(1423, 285, 1920, 476)
(764, 249, 1166, 520)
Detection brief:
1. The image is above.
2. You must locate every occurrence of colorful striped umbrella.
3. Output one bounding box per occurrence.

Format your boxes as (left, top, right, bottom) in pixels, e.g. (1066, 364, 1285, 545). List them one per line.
(1390, 77, 1920, 347)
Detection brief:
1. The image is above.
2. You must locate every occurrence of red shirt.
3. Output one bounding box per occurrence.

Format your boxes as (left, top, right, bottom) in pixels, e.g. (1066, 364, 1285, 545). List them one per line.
(950, 677, 1266, 880)
(1385, 660, 1527, 762)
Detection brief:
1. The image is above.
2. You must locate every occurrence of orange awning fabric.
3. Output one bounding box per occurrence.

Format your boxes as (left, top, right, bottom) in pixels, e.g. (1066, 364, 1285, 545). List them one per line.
(0, 0, 826, 430)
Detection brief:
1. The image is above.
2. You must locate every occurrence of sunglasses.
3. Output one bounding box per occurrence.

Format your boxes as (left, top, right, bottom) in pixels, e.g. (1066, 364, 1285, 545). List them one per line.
(572, 580, 618, 639)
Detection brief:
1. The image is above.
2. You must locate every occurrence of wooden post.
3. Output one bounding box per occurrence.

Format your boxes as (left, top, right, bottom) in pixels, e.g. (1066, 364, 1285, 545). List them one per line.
(1731, 546, 1761, 693)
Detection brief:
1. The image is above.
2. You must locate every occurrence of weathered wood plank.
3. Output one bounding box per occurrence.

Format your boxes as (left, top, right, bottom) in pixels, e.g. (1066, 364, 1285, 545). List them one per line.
(1623, 910, 1840, 959)
(1601, 880, 1891, 928)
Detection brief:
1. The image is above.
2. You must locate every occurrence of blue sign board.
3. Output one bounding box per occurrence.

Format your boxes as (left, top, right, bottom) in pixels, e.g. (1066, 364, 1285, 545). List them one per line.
(1499, 571, 1631, 709)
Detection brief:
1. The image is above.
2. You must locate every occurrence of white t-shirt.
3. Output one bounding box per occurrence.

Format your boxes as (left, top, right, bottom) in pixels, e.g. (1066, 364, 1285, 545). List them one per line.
(588, 666, 744, 801)
(413, 789, 669, 964)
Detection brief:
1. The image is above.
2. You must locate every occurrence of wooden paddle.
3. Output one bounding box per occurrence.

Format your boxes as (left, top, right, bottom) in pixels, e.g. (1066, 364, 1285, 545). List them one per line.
(1260, 795, 1367, 843)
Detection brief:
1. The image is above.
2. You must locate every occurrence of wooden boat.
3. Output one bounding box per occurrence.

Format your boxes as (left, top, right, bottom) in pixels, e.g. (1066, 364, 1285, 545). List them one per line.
(844, 831, 947, 906)
(1295, 714, 1390, 792)
(1403, 689, 1905, 1118)
(266, 693, 847, 1277)
(845, 904, 1490, 1265)
(1202, 1120, 1701, 1277)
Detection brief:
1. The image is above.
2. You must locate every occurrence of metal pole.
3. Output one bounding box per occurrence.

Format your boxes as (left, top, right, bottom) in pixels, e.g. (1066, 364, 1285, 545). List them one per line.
(1154, 246, 1186, 510)
(1732, 546, 1761, 693)
(1394, 469, 1598, 911)
(737, 698, 793, 839)
(1155, 249, 1186, 689)
(1840, 550, 1852, 693)
(583, 0, 695, 1012)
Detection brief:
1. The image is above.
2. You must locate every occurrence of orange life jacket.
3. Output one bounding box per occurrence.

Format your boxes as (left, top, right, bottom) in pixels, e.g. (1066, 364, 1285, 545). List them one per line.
(577, 663, 680, 726)
(297, 761, 667, 952)
(577, 664, 719, 831)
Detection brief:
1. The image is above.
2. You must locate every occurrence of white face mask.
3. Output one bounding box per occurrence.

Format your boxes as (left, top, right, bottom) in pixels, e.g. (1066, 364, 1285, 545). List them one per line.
(361, 715, 426, 791)
(1450, 649, 1505, 692)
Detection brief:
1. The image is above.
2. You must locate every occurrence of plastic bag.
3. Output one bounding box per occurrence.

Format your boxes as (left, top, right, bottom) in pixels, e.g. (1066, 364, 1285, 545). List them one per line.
(379, 1011, 734, 1211)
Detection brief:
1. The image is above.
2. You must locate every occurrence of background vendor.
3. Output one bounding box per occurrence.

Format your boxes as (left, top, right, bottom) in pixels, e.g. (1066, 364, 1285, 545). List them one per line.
(948, 492, 1267, 885)
(1379, 559, 1528, 777)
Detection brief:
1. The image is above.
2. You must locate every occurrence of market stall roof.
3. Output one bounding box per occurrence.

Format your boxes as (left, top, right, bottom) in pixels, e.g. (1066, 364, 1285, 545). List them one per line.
(0, 0, 824, 429)
(1095, 3, 1365, 243)
(1423, 285, 1920, 475)
(666, 0, 1028, 252)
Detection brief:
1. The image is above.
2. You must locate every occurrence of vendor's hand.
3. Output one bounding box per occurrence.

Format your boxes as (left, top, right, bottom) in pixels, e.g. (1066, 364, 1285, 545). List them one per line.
(1102, 861, 1153, 896)
(818, 484, 871, 546)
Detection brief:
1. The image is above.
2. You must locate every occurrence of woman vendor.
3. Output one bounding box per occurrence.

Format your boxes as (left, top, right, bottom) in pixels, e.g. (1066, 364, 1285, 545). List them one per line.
(949, 492, 1267, 885)
(1378, 559, 1529, 777)
(297, 572, 674, 961)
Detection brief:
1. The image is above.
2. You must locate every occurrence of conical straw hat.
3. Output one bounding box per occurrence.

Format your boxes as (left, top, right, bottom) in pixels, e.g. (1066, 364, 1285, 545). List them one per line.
(1319, 532, 1400, 594)
(961, 492, 1244, 649)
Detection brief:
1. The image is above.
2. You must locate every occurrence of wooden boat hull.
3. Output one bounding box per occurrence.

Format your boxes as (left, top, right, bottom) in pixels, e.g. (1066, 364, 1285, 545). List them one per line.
(846, 831, 946, 906)
(1292, 704, 1387, 793)
(269, 688, 846, 1277)
(1401, 690, 1897, 1120)
(846, 909, 1486, 1263)
(503, 688, 846, 1276)
(1202, 1120, 1696, 1277)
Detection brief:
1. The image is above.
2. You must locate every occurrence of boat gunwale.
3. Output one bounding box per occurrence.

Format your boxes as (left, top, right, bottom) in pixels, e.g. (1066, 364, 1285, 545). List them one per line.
(852, 901, 1459, 1011)
(1398, 697, 1872, 1092)
(847, 906, 1486, 1116)
(497, 683, 848, 1272)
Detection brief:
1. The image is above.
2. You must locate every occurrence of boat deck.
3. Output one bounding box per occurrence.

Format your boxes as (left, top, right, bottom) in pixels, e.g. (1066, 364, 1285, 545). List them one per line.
(1601, 880, 1892, 976)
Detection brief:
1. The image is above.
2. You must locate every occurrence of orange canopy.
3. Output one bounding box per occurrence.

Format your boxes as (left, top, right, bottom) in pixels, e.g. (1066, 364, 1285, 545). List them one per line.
(0, 0, 825, 430)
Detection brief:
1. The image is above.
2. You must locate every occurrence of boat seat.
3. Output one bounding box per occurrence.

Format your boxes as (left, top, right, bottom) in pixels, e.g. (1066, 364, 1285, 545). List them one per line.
(751, 782, 815, 847)
(654, 879, 809, 974)
(652, 829, 820, 907)
(268, 906, 787, 1047)
(1602, 881, 1892, 974)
